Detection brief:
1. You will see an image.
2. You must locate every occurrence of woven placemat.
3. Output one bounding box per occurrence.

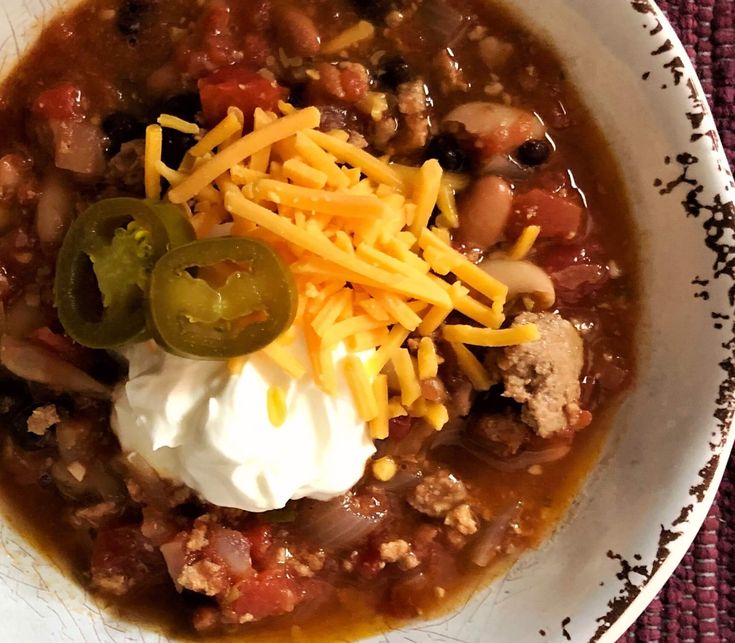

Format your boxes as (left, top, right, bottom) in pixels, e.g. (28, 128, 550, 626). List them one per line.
(619, 1, 735, 640)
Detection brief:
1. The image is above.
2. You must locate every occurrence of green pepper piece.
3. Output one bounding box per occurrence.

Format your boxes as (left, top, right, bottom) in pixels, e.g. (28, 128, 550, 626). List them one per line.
(148, 237, 297, 359)
(263, 503, 297, 523)
(55, 198, 187, 348)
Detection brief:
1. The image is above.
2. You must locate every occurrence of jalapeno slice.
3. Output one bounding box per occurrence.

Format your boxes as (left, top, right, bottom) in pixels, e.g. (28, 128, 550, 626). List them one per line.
(55, 198, 195, 348)
(147, 200, 197, 248)
(148, 237, 297, 359)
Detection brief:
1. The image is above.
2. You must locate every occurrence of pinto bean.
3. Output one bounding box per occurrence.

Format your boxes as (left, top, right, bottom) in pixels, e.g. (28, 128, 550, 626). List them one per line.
(276, 8, 321, 58)
(455, 175, 513, 251)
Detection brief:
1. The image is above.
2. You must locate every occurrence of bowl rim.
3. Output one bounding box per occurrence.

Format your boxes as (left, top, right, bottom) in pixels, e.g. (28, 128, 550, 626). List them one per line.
(567, 1, 735, 639)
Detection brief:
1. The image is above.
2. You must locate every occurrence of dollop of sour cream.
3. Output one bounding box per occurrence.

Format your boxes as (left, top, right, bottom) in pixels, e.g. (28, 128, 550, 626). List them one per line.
(111, 334, 376, 512)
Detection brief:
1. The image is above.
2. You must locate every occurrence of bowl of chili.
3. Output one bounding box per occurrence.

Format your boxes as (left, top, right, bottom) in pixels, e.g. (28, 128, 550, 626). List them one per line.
(0, 0, 731, 642)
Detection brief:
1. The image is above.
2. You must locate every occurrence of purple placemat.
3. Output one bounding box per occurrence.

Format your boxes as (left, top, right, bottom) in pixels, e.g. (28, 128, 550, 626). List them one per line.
(619, 1, 735, 640)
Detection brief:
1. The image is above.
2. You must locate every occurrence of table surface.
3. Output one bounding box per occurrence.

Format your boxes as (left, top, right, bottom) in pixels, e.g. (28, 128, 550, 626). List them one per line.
(619, 1, 734, 640)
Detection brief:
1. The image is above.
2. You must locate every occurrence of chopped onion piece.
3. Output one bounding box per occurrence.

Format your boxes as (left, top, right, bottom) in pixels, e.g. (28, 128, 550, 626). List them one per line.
(299, 492, 387, 550)
(0, 335, 109, 398)
(472, 442, 572, 473)
(470, 502, 522, 567)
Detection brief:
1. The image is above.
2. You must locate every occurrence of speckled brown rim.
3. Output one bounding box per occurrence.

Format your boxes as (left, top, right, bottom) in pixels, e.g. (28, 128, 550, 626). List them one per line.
(581, 2, 735, 641)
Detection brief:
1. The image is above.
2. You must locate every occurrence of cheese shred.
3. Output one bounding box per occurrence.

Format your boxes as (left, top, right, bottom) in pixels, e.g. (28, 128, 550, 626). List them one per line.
(157, 114, 200, 135)
(450, 343, 493, 391)
(509, 225, 541, 260)
(343, 356, 379, 422)
(443, 324, 540, 347)
(144, 124, 163, 200)
(322, 20, 376, 54)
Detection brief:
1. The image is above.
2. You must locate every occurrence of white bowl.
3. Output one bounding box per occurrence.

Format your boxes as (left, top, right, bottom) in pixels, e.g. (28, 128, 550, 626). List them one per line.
(0, 1, 733, 641)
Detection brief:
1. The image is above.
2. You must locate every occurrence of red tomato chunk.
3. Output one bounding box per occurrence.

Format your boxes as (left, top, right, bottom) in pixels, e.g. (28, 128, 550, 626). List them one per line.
(33, 83, 84, 121)
(511, 188, 584, 239)
(198, 67, 287, 127)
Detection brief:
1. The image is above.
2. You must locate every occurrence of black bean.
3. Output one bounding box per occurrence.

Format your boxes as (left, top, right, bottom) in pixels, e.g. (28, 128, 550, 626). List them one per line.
(379, 55, 412, 90)
(288, 82, 309, 108)
(0, 380, 32, 421)
(175, 501, 205, 520)
(153, 96, 200, 171)
(350, 0, 397, 23)
(162, 129, 195, 170)
(102, 112, 146, 156)
(516, 138, 551, 166)
(117, 0, 150, 42)
(159, 93, 202, 123)
(424, 133, 467, 172)
(470, 387, 513, 415)
(428, 204, 440, 228)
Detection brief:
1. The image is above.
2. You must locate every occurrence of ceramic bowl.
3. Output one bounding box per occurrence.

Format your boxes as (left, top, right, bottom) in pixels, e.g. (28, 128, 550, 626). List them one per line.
(0, 1, 733, 641)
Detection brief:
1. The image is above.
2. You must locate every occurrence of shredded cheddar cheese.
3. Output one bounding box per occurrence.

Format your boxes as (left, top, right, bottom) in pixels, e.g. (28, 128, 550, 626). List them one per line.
(144, 124, 163, 200)
(146, 105, 540, 437)
(410, 159, 443, 237)
(450, 343, 493, 391)
(322, 20, 376, 54)
(157, 114, 200, 135)
(388, 398, 408, 418)
(436, 183, 460, 230)
(391, 348, 421, 407)
(189, 108, 244, 158)
(417, 337, 439, 380)
(261, 341, 307, 379)
(343, 355, 378, 422)
(424, 401, 449, 431)
(372, 455, 397, 481)
(267, 386, 287, 427)
(303, 129, 404, 189)
(169, 107, 321, 203)
(227, 355, 248, 375)
(443, 323, 541, 347)
(509, 225, 541, 260)
(369, 375, 390, 439)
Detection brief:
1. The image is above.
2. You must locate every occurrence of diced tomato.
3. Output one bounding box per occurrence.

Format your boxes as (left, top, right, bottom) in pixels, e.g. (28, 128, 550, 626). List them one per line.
(198, 67, 287, 127)
(33, 83, 84, 121)
(551, 264, 608, 304)
(241, 523, 273, 569)
(510, 188, 584, 239)
(225, 570, 301, 621)
(354, 544, 384, 580)
(537, 243, 609, 305)
(339, 68, 369, 103)
(537, 243, 600, 274)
